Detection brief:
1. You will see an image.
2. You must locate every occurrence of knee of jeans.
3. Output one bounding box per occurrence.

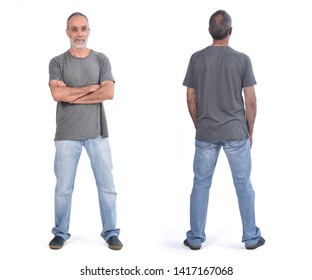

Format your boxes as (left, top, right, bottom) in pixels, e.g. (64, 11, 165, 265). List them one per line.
(233, 176, 253, 191)
(97, 182, 116, 194)
(55, 180, 75, 196)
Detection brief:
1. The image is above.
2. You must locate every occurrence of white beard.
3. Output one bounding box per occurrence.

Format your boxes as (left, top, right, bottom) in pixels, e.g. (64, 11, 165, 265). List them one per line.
(71, 38, 88, 49)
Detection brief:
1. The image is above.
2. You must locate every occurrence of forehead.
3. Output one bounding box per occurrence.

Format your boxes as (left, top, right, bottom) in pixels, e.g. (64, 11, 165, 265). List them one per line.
(67, 15, 89, 28)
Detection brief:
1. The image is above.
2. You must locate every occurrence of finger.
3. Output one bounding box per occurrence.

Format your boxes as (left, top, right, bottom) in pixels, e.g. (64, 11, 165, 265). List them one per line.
(57, 80, 67, 87)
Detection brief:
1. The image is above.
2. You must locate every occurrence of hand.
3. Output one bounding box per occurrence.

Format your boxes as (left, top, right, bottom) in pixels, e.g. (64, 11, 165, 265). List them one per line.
(56, 80, 67, 87)
(90, 84, 101, 92)
(249, 135, 253, 149)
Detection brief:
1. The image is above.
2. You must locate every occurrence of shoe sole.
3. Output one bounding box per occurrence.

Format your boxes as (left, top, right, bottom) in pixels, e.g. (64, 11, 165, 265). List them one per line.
(184, 239, 201, 250)
(246, 237, 265, 250)
(108, 244, 123, 250)
(49, 244, 63, 250)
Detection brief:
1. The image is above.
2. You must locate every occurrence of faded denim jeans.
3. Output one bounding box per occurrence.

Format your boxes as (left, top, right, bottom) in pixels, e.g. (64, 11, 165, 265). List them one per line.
(52, 136, 120, 241)
(186, 139, 261, 247)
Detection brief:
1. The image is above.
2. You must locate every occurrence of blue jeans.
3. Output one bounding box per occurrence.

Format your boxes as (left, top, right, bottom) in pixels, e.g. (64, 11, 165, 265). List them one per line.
(52, 136, 120, 241)
(187, 139, 261, 247)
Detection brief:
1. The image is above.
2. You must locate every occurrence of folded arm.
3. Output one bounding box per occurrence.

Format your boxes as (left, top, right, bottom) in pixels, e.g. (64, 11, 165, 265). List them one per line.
(70, 80, 114, 104)
(49, 80, 100, 103)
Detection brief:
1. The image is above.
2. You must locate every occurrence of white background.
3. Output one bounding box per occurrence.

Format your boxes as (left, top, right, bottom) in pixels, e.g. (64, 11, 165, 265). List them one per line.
(1, 0, 311, 279)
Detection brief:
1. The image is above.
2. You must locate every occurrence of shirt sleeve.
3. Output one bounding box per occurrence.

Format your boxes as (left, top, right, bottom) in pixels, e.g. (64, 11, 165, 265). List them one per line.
(49, 57, 62, 82)
(242, 56, 257, 88)
(183, 54, 196, 89)
(99, 54, 115, 83)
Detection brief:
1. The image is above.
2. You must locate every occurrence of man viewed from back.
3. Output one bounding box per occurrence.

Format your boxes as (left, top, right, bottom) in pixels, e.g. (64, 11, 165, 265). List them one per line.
(183, 10, 265, 250)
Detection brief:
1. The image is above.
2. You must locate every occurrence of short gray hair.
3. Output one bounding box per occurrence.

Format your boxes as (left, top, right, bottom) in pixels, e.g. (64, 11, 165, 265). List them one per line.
(209, 10, 232, 40)
(67, 12, 89, 28)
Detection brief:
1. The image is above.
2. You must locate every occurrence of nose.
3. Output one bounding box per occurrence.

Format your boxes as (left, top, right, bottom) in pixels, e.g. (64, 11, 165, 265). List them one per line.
(77, 29, 83, 37)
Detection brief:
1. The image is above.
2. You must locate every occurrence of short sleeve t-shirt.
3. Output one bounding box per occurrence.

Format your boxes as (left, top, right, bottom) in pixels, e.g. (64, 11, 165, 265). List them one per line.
(49, 50, 114, 141)
(183, 46, 256, 141)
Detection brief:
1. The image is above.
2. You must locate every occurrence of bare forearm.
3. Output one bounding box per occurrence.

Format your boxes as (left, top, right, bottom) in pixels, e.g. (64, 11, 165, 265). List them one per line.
(188, 102, 197, 128)
(187, 88, 197, 128)
(244, 87, 257, 135)
(50, 80, 100, 103)
(71, 87, 114, 104)
(246, 105, 256, 136)
(71, 81, 114, 104)
(63, 85, 99, 102)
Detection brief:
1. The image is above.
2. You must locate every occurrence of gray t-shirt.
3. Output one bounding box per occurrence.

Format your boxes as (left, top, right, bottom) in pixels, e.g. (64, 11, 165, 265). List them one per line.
(49, 50, 114, 141)
(183, 46, 256, 141)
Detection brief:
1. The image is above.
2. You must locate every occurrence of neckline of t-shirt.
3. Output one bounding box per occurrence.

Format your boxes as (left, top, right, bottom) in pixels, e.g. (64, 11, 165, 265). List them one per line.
(67, 49, 93, 59)
(210, 45, 229, 48)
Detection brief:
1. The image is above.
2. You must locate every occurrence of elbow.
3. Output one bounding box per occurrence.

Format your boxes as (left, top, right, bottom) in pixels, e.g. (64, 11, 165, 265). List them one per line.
(246, 96, 257, 110)
(249, 100, 257, 111)
(52, 93, 68, 102)
(248, 101, 257, 110)
(51, 89, 73, 103)
(51, 93, 61, 102)
(51, 87, 66, 102)
(106, 88, 114, 100)
(107, 91, 114, 100)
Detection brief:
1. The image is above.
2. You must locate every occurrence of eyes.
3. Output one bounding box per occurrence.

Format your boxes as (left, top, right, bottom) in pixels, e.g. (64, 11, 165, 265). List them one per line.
(70, 26, 89, 33)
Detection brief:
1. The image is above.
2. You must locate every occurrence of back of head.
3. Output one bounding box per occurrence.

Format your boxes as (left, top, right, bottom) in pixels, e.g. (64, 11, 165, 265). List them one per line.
(209, 10, 232, 40)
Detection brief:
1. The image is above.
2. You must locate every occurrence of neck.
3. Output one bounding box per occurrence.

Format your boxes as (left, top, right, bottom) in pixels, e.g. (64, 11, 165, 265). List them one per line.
(69, 47, 91, 58)
(211, 38, 229, 46)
